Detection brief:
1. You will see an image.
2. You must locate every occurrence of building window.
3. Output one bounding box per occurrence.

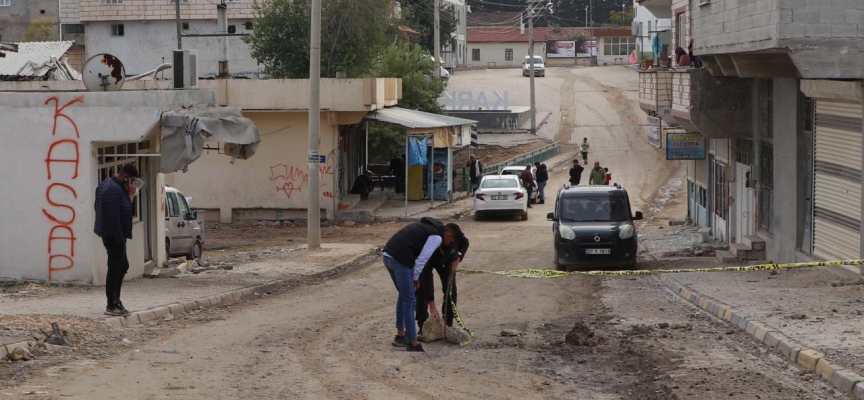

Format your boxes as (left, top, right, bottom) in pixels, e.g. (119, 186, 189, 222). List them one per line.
(181, 22, 189, 30)
(757, 79, 773, 233)
(0, 0, 10, 6)
(603, 37, 636, 56)
(170, 0, 188, 3)
(100, 0, 123, 4)
(676, 12, 686, 50)
(714, 162, 728, 219)
(472, 49, 480, 61)
(734, 138, 753, 165)
(111, 24, 124, 36)
(244, 21, 253, 30)
(97, 143, 149, 221)
(504, 48, 513, 61)
(62, 24, 85, 34)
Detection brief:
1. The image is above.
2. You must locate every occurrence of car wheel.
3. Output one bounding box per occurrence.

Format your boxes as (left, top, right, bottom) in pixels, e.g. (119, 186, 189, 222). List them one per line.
(521, 212, 528, 221)
(165, 239, 171, 259)
(554, 247, 565, 271)
(186, 239, 202, 261)
(474, 213, 482, 221)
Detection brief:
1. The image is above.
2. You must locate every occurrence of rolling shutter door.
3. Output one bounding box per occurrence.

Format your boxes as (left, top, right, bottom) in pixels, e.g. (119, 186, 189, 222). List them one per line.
(813, 99, 862, 261)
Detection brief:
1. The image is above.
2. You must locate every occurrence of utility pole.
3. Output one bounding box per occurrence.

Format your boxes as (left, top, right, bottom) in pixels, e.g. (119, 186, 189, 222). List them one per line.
(217, 2, 229, 77)
(175, 0, 182, 49)
(307, 0, 321, 249)
(528, 5, 536, 135)
(585, 6, 588, 27)
(434, 0, 441, 73)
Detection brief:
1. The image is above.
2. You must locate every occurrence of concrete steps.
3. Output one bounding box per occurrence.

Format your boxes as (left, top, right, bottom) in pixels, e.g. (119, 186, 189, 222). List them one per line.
(716, 250, 737, 264)
(722, 236, 767, 263)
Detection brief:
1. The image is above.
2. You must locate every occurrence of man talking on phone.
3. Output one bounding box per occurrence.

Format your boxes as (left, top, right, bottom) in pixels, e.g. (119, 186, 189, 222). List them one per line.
(94, 164, 140, 317)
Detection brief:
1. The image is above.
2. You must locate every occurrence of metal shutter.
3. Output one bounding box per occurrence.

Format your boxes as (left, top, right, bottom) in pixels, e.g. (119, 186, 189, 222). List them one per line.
(813, 99, 862, 260)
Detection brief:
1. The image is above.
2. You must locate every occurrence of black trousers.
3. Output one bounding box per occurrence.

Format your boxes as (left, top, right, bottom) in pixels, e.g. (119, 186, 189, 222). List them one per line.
(102, 237, 130, 309)
(416, 265, 457, 329)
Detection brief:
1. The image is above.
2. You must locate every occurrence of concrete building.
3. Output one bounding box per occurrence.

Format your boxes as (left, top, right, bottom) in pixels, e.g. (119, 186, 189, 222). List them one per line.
(466, 27, 546, 69)
(0, 82, 257, 284)
(594, 27, 637, 65)
(442, 0, 467, 68)
(639, 0, 864, 265)
(0, 0, 60, 43)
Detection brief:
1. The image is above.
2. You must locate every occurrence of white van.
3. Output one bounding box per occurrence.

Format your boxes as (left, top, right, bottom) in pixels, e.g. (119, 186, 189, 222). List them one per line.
(522, 55, 545, 77)
(164, 186, 204, 260)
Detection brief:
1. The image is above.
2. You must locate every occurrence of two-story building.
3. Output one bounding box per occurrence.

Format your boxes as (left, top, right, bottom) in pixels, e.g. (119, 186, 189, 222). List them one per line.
(639, 0, 864, 264)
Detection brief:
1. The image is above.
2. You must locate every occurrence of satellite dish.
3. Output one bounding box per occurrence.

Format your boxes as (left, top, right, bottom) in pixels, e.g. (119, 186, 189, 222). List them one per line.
(82, 53, 126, 92)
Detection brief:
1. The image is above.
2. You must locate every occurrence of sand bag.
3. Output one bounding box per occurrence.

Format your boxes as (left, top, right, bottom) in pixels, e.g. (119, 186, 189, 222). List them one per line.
(419, 318, 446, 343)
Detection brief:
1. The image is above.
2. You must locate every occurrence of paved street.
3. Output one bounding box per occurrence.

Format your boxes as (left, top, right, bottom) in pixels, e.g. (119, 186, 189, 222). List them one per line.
(1, 66, 861, 399)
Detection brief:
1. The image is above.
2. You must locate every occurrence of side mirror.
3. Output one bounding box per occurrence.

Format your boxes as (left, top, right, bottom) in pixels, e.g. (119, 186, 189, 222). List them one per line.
(184, 211, 198, 221)
(546, 212, 555, 221)
(633, 211, 643, 221)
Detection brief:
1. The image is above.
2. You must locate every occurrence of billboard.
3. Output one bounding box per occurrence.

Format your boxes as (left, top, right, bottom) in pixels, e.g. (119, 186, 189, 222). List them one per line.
(547, 40, 577, 58)
(666, 133, 706, 160)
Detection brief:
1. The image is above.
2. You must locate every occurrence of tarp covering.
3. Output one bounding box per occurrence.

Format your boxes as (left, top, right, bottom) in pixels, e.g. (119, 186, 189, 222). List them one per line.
(365, 106, 477, 148)
(407, 136, 429, 166)
(160, 106, 260, 173)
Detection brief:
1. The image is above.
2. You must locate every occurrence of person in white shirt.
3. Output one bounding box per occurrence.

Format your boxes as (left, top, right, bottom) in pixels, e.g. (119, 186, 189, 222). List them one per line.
(580, 138, 590, 165)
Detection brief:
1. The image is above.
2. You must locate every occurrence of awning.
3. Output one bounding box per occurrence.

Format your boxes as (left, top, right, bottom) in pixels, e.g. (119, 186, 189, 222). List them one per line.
(365, 107, 477, 147)
(160, 106, 261, 173)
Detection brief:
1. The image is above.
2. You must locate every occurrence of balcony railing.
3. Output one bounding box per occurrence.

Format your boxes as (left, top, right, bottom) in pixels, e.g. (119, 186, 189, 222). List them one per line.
(671, 69, 691, 121)
(638, 69, 676, 126)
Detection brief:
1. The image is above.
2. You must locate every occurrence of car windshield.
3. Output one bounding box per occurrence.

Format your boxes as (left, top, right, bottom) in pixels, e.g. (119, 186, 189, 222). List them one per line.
(525, 57, 543, 64)
(481, 178, 519, 189)
(500, 169, 521, 175)
(559, 195, 630, 222)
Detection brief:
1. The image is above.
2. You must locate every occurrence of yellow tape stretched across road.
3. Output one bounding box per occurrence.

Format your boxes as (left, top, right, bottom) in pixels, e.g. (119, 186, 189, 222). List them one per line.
(456, 259, 864, 278)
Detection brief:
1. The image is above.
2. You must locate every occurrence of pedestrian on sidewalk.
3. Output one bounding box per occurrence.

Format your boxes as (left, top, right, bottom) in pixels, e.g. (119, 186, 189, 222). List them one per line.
(580, 138, 591, 165)
(604, 167, 611, 185)
(589, 162, 606, 185)
(390, 155, 405, 194)
(534, 162, 548, 204)
(466, 154, 483, 193)
(382, 217, 458, 352)
(94, 164, 140, 317)
(521, 164, 536, 208)
(416, 223, 469, 336)
(569, 159, 584, 186)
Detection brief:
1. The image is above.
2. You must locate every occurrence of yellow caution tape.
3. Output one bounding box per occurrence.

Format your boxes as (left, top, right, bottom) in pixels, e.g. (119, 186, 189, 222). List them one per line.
(445, 274, 475, 347)
(457, 259, 864, 278)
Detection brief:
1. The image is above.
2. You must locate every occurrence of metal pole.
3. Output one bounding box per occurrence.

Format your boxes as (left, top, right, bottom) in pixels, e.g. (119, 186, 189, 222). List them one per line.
(585, 6, 588, 27)
(217, 3, 229, 77)
(434, 0, 441, 69)
(528, 7, 536, 135)
(307, 0, 321, 249)
(175, 0, 182, 49)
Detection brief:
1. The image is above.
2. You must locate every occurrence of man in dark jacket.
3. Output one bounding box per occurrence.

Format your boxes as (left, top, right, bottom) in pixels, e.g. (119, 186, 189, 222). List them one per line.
(383, 217, 458, 352)
(534, 162, 549, 205)
(94, 164, 140, 317)
(350, 170, 374, 200)
(389, 155, 405, 193)
(416, 223, 469, 334)
(466, 154, 483, 193)
(569, 159, 584, 186)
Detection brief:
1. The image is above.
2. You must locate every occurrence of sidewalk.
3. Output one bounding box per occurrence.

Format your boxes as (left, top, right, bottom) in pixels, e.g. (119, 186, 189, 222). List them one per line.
(660, 265, 864, 397)
(0, 243, 378, 321)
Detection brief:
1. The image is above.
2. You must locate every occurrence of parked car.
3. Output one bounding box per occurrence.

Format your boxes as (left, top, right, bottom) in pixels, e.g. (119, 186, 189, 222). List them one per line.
(164, 186, 204, 260)
(547, 183, 643, 271)
(522, 55, 545, 77)
(473, 175, 529, 221)
(500, 165, 539, 204)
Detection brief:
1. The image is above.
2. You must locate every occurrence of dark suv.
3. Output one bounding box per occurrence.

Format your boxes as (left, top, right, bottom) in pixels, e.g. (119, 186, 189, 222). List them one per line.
(546, 184, 643, 271)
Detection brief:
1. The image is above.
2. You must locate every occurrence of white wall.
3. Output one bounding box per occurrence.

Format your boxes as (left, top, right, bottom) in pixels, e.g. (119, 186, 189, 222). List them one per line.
(167, 111, 341, 223)
(634, 1, 672, 58)
(0, 89, 216, 283)
(467, 42, 532, 68)
(84, 19, 257, 77)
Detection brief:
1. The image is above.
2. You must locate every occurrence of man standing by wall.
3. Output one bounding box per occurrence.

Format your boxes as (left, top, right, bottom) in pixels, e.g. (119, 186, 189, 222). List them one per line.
(94, 164, 140, 317)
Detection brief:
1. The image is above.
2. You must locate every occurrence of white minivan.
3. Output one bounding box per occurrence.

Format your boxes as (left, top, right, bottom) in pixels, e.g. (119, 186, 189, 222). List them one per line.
(522, 55, 545, 77)
(164, 186, 204, 260)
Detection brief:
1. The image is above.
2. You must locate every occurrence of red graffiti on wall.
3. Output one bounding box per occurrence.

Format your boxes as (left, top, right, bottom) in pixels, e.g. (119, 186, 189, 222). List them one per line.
(43, 97, 83, 281)
(159, 184, 166, 213)
(269, 164, 334, 200)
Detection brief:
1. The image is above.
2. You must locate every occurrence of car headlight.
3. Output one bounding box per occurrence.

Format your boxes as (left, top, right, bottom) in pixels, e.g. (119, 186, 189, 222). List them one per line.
(619, 224, 634, 240)
(558, 225, 576, 240)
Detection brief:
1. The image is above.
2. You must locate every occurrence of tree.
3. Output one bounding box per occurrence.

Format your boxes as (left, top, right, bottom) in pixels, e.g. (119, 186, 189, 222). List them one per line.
(376, 43, 445, 114)
(547, 0, 622, 27)
(245, 0, 390, 78)
(607, 8, 634, 27)
(402, 2, 457, 53)
(25, 20, 54, 42)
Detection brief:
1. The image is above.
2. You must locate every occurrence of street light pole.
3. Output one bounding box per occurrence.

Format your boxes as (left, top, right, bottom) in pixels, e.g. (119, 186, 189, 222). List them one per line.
(528, 7, 536, 135)
(434, 0, 441, 68)
(585, 6, 588, 27)
(307, 0, 321, 249)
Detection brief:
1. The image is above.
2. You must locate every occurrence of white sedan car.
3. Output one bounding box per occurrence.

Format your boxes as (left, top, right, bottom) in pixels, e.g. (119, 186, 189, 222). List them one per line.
(500, 165, 539, 204)
(473, 175, 529, 221)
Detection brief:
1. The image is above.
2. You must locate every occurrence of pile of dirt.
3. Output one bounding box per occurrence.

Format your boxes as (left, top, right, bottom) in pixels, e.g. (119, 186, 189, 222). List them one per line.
(564, 322, 605, 346)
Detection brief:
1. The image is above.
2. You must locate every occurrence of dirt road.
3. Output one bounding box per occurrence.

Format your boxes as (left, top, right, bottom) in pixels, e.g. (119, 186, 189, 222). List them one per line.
(2, 67, 839, 399)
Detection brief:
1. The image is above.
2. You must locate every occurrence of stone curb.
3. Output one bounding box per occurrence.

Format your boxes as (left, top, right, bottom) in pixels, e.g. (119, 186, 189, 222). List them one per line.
(658, 273, 864, 399)
(103, 246, 380, 329)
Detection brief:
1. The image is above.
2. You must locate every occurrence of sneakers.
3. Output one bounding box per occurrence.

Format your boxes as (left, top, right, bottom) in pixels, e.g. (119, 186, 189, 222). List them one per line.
(105, 306, 131, 317)
(406, 343, 425, 352)
(104, 307, 115, 316)
(392, 335, 408, 347)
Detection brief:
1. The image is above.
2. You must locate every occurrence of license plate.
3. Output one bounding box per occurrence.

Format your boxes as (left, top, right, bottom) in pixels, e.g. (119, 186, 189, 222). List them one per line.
(491, 195, 507, 200)
(585, 249, 611, 255)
